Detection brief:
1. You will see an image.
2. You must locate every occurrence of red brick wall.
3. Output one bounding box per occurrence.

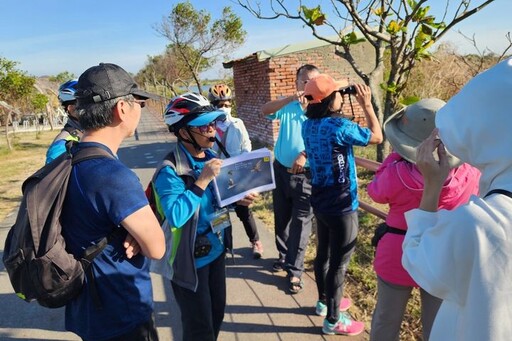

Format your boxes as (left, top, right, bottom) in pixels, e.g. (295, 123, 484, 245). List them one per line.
(230, 43, 375, 146)
(231, 55, 277, 144)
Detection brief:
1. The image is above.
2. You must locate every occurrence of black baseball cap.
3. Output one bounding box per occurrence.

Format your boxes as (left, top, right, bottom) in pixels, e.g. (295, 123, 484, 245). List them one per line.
(75, 63, 156, 103)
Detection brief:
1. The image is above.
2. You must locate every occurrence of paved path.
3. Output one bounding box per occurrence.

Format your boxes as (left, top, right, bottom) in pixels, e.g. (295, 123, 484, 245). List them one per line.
(0, 108, 368, 340)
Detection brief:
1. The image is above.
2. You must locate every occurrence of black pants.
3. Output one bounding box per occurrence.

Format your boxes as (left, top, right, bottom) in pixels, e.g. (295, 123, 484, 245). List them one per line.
(172, 254, 226, 341)
(104, 314, 158, 341)
(234, 204, 259, 242)
(272, 160, 313, 278)
(314, 211, 358, 323)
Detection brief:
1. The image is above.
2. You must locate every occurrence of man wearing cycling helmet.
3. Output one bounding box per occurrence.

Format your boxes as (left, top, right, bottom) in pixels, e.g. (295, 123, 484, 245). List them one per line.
(154, 98, 256, 340)
(45, 79, 84, 163)
(208, 83, 264, 259)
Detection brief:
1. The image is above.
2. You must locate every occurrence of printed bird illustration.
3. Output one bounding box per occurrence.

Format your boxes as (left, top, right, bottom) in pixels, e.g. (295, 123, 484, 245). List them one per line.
(251, 159, 263, 172)
(227, 170, 236, 189)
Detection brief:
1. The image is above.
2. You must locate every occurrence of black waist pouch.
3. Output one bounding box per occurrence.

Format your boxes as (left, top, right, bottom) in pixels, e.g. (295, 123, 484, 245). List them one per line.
(194, 234, 212, 258)
(371, 223, 406, 248)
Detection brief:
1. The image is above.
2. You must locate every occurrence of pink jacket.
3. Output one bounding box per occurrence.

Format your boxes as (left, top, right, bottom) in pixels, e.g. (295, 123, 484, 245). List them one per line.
(367, 152, 480, 286)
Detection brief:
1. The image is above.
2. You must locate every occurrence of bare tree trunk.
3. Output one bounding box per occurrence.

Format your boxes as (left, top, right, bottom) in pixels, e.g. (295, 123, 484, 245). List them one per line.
(46, 103, 54, 130)
(5, 111, 13, 151)
(193, 74, 203, 95)
(367, 63, 387, 162)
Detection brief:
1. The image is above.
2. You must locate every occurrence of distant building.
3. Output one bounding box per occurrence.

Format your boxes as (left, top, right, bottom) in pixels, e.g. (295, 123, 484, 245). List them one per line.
(223, 38, 376, 146)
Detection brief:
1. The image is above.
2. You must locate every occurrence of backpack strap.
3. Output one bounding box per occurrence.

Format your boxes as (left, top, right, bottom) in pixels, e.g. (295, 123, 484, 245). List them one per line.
(67, 142, 117, 310)
(80, 228, 124, 310)
(71, 145, 113, 164)
(386, 225, 407, 235)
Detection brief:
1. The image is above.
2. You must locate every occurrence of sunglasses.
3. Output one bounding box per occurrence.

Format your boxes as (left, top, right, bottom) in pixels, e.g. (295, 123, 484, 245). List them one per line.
(194, 121, 217, 133)
(217, 103, 232, 108)
(133, 99, 146, 108)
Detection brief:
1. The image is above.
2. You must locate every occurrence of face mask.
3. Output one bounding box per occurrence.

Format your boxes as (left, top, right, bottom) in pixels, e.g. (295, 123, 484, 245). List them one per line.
(216, 119, 230, 132)
(218, 107, 232, 116)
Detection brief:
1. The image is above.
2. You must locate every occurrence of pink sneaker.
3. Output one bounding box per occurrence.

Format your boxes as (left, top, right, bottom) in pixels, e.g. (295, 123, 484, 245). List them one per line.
(322, 312, 365, 336)
(315, 297, 352, 316)
(252, 240, 263, 259)
(339, 297, 352, 312)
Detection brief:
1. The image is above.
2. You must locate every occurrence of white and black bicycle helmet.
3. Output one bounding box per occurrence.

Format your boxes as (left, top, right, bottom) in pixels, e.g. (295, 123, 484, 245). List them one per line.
(164, 93, 211, 128)
(58, 79, 78, 103)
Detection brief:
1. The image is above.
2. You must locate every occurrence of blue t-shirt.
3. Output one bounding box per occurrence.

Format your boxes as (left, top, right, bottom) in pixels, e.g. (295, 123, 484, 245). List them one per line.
(60, 142, 152, 341)
(302, 117, 371, 215)
(267, 100, 308, 168)
(154, 146, 224, 269)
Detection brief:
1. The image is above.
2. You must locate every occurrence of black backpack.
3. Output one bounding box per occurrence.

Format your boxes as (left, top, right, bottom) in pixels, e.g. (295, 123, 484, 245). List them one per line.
(2, 144, 116, 308)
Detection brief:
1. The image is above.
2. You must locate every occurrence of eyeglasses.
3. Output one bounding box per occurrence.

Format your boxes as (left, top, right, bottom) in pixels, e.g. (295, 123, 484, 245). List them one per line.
(194, 121, 217, 133)
(133, 99, 146, 108)
(217, 103, 232, 108)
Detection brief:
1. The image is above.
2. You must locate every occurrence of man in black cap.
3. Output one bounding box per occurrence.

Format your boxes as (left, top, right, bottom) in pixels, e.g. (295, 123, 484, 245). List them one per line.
(60, 63, 165, 341)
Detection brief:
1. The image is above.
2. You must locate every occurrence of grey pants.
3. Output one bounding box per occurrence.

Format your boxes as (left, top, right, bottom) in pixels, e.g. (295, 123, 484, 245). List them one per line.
(370, 276, 442, 341)
(272, 160, 313, 278)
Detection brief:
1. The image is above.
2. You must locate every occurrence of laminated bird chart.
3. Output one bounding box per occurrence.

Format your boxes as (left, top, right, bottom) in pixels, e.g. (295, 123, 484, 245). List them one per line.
(213, 148, 275, 207)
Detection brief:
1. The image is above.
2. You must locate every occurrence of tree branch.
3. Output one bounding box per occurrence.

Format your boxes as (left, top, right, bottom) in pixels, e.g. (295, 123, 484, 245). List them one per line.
(435, 0, 495, 43)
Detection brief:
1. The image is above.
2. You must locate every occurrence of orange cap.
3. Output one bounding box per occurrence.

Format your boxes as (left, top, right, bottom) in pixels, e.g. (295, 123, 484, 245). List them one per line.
(303, 74, 349, 103)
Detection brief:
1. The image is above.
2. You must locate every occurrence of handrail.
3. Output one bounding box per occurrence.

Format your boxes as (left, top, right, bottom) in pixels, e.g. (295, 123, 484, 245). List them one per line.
(355, 156, 381, 173)
(359, 201, 388, 220)
(355, 156, 388, 220)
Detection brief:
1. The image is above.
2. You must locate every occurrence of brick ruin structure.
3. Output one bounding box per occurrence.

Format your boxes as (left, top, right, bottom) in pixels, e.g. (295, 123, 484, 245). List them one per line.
(223, 39, 376, 147)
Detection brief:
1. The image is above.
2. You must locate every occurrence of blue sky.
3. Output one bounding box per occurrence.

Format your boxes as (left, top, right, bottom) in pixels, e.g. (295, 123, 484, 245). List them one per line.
(0, 0, 510, 79)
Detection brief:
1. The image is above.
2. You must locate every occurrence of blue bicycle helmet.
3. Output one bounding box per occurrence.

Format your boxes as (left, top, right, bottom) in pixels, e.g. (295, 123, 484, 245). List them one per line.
(58, 79, 78, 103)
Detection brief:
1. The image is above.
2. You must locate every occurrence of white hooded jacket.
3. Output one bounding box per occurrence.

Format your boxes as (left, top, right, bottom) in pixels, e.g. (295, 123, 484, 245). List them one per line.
(214, 109, 252, 158)
(402, 57, 512, 341)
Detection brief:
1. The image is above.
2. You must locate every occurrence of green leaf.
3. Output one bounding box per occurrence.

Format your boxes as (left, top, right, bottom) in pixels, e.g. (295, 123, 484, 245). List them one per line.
(300, 5, 326, 26)
(415, 48, 432, 60)
(386, 20, 402, 35)
(429, 21, 446, 30)
(400, 96, 421, 106)
(341, 31, 366, 45)
(406, 0, 418, 10)
(412, 6, 430, 22)
(31, 93, 49, 112)
(380, 82, 397, 93)
(421, 24, 433, 36)
(414, 28, 429, 49)
(372, 7, 383, 16)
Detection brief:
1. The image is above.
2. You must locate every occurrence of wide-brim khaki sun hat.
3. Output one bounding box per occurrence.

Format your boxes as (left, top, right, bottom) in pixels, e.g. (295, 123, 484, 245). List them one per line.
(384, 98, 462, 168)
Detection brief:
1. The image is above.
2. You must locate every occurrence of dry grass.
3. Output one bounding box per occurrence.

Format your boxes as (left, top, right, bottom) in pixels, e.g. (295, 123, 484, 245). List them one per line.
(0, 129, 56, 222)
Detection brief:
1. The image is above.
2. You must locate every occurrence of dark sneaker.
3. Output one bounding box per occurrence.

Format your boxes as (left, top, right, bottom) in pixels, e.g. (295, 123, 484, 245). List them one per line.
(272, 259, 286, 272)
